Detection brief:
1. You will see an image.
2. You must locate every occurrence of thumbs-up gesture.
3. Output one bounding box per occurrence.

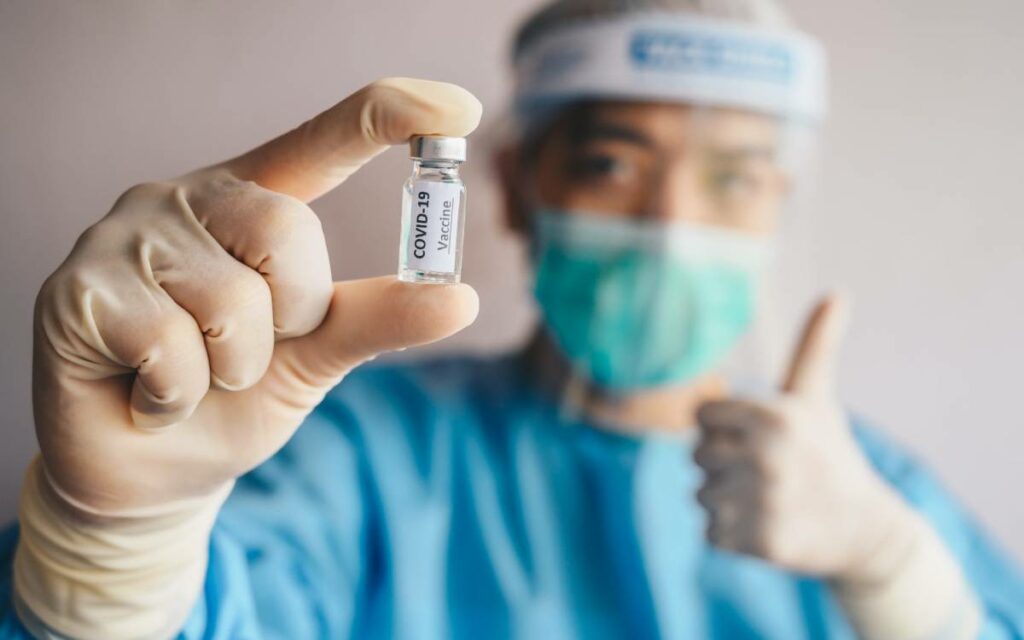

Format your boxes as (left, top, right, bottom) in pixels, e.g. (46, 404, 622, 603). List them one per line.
(694, 294, 912, 577)
(31, 78, 483, 514)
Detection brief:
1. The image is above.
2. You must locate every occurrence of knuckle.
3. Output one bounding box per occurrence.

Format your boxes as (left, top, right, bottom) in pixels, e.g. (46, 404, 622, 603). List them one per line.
(135, 329, 208, 397)
(220, 268, 272, 313)
(70, 219, 107, 251)
(247, 194, 320, 256)
(35, 266, 91, 331)
(753, 445, 782, 481)
(200, 168, 240, 193)
(148, 312, 202, 354)
(250, 198, 294, 242)
(282, 199, 324, 243)
(692, 443, 712, 469)
(120, 181, 163, 201)
(695, 400, 729, 426)
(184, 171, 243, 213)
(115, 181, 171, 209)
(706, 525, 725, 547)
(34, 269, 63, 313)
(761, 406, 788, 431)
(696, 484, 715, 510)
(33, 283, 66, 356)
(750, 424, 783, 462)
(707, 510, 742, 550)
(63, 218, 122, 271)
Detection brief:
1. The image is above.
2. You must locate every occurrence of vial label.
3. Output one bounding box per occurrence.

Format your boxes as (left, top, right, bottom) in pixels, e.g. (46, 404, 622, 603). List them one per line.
(405, 180, 462, 274)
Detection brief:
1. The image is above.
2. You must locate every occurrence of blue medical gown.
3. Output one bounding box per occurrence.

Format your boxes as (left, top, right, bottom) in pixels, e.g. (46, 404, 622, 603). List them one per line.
(2, 353, 1023, 638)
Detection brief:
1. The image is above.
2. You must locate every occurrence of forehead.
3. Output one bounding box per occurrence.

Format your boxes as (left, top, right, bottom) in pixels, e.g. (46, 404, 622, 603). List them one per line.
(554, 101, 782, 150)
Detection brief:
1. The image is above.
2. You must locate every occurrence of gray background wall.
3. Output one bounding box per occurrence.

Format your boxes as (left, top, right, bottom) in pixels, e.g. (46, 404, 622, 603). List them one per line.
(2, 0, 1022, 563)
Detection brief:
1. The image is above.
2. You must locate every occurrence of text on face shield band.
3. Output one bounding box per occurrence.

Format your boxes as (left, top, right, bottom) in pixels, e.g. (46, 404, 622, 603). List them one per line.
(513, 12, 828, 123)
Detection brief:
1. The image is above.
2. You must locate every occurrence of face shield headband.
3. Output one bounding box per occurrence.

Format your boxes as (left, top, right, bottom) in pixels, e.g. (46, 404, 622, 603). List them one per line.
(513, 12, 828, 126)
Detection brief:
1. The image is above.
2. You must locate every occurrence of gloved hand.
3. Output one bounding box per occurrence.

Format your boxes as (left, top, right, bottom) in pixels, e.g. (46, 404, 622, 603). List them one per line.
(694, 294, 980, 639)
(16, 77, 482, 639)
(694, 294, 891, 574)
(32, 76, 481, 513)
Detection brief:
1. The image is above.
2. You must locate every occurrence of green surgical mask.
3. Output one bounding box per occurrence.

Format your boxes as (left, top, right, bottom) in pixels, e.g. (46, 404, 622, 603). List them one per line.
(531, 210, 773, 391)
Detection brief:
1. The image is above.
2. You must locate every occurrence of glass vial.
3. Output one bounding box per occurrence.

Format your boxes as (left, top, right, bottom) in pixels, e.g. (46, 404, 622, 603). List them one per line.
(398, 135, 468, 284)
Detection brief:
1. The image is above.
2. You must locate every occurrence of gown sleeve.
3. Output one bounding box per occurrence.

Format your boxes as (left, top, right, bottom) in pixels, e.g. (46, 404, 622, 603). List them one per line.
(854, 421, 1024, 639)
(0, 526, 29, 639)
(183, 393, 377, 639)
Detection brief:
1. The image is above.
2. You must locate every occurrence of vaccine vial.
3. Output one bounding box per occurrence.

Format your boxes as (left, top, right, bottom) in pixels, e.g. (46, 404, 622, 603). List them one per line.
(398, 135, 467, 284)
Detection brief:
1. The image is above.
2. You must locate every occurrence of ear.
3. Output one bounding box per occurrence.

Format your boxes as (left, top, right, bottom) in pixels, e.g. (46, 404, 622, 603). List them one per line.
(492, 144, 531, 238)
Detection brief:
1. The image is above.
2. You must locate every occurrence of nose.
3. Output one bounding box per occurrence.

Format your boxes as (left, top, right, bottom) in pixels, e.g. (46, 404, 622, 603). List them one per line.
(647, 160, 711, 224)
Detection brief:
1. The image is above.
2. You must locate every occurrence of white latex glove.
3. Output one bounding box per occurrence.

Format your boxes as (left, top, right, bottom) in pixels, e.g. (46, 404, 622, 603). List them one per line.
(16, 77, 482, 639)
(694, 294, 980, 639)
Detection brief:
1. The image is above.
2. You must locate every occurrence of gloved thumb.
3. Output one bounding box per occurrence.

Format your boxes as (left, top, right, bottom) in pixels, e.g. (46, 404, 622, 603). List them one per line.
(257, 276, 478, 406)
(225, 77, 482, 203)
(781, 292, 851, 398)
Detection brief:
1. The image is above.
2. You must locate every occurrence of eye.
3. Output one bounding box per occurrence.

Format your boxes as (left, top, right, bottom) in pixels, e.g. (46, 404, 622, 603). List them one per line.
(567, 152, 635, 182)
(710, 168, 763, 199)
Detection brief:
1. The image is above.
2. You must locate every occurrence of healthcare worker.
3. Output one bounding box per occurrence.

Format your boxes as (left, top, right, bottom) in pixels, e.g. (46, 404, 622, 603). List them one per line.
(2, 0, 1023, 638)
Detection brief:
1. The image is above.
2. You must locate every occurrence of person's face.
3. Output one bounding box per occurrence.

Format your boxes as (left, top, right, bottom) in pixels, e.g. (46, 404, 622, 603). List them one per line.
(503, 101, 790, 235)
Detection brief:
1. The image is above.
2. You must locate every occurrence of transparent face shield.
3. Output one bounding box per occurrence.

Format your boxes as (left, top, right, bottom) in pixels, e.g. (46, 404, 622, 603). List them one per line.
(518, 103, 819, 425)
(509, 11, 827, 427)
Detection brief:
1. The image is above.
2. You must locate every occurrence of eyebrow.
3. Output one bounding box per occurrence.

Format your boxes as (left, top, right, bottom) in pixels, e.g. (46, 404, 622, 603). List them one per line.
(568, 120, 656, 149)
(566, 121, 776, 162)
(705, 145, 778, 162)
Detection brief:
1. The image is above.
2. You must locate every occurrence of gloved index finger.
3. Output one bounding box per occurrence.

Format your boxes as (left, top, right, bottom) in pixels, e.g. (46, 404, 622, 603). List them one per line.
(224, 77, 483, 203)
(696, 399, 782, 437)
